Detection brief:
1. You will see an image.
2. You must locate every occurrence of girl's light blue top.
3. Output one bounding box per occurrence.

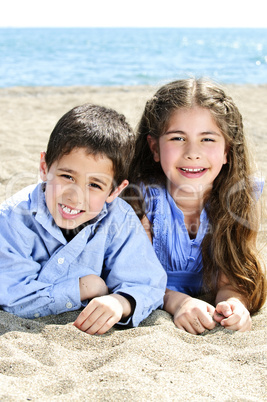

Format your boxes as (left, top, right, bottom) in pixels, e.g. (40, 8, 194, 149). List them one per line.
(144, 179, 264, 297)
(144, 186, 208, 296)
(0, 183, 167, 326)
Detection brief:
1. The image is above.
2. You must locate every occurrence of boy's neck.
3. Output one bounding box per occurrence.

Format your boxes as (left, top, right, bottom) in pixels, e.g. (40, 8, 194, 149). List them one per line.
(60, 221, 90, 242)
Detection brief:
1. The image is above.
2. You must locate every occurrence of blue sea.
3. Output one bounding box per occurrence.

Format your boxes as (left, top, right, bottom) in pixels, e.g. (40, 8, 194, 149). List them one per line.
(0, 28, 266, 87)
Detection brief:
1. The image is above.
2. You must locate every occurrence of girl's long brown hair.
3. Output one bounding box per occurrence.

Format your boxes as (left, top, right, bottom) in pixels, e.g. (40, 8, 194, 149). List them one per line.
(124, 78, 266, 313)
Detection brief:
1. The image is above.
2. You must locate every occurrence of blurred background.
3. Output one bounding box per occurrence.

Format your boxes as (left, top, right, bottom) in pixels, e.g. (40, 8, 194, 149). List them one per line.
(0, 0, 266, 87)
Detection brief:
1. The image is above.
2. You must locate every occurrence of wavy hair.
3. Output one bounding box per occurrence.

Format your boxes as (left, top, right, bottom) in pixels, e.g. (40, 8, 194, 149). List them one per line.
(125, 78, 266, 313)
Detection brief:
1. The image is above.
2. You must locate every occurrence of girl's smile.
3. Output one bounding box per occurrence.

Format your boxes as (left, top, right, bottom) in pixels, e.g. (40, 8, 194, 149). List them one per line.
(178, 166, 207, 178)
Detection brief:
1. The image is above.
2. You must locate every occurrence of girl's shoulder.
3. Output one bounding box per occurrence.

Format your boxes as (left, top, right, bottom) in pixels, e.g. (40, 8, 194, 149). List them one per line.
(141, 183, 167, 205)
(141, 183, 171, 218)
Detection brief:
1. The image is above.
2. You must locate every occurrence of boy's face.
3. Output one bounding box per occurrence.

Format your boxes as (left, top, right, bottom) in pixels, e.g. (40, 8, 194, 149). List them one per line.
(40, 148, 128, 230)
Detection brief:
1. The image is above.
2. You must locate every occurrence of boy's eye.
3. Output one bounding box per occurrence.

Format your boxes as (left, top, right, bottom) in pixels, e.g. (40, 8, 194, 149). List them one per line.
(61, 174, 74, 181)
(89, 183, 102, 190)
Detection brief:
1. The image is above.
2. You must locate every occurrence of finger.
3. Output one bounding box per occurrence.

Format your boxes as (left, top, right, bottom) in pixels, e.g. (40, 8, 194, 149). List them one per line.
(193, 315, 208, 333)
(221, 319, 251, 332)
(84, 313, 110, 335)
(73, 302, 98, 328)
(220, 303, 243, 327)
(199, 313, 216, 330)
(216, 302, 232, 318)
(86, 312, 117, 335)
(79, 308, 107, 333)
(207, 304, 216, 316)
(96, 316, 119, 335)
(175, 322, 199, 335)
(176, 317, 206, 335)
(220, 314, 239, 328)
(213, 311, 225, 323)
(73, 310, 93, 329)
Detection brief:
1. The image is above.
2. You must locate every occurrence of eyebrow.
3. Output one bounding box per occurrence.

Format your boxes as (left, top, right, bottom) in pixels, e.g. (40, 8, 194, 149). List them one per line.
(58, 168, 110, 186)
(89, 176, 110, 187)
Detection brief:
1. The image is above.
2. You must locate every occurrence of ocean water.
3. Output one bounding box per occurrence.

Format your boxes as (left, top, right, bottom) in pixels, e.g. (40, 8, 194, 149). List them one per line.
(0, 28, 266, 87)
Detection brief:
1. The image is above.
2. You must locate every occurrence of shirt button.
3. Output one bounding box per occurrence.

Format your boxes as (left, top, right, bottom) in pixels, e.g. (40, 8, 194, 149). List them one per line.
(66, 302, 73, 309)
(34, 313, 40, 318)
(58, 257, 64, 265)
(188, 256, 195, 262)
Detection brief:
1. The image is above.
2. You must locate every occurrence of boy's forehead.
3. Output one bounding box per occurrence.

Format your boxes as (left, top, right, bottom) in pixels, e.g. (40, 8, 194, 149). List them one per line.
(56, 149, 115, 177)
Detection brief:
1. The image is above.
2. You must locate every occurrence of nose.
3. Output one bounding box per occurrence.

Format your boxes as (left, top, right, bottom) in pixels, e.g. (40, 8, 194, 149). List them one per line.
(65, 183, 84, 207)
(183, 142, 201, 160)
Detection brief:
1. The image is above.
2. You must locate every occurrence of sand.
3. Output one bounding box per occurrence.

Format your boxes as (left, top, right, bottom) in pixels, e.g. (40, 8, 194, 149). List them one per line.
(0, 84, 266, 401)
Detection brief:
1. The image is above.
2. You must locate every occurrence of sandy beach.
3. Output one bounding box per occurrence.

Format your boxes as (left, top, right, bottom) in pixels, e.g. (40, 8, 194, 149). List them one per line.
(0, 84, 266, 401)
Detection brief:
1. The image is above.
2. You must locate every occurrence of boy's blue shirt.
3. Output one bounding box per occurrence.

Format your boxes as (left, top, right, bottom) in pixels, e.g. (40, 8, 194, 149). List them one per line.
(0, 183, 167, 326)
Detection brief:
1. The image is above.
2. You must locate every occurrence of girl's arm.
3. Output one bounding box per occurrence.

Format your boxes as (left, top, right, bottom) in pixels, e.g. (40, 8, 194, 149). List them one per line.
(141, 215, 153, 242)
(140, 214, 216, 335)
(214, 273, 252, 331)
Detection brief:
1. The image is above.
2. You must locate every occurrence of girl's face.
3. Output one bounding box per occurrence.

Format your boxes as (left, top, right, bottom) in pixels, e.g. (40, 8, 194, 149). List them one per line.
(40, 148, 128, 230)
(148, 106, 228, 200)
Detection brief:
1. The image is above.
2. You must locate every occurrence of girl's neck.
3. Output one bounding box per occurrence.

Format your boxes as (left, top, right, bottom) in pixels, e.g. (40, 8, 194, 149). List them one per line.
(171, 189, 204, 215)
(171, 191, 205, 239)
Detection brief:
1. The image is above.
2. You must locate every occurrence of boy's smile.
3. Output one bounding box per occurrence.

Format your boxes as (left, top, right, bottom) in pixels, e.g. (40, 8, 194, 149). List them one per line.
(40, 148, 123, 230)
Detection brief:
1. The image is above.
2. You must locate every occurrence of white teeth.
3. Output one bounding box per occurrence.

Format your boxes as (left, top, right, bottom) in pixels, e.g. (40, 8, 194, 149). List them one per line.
(181, 168, 205, 172)
(61, 204, 81, 215)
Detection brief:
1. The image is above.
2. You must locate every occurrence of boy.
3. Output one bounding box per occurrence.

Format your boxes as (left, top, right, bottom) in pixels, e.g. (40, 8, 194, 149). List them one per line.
(0, 103, 167, 335)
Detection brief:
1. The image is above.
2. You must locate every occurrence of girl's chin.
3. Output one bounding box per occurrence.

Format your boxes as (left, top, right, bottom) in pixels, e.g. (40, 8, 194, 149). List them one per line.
(169, 184, 211, 196)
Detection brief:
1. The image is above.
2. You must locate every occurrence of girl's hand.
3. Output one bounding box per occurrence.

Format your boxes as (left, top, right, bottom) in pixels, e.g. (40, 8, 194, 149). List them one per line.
(173, 297, 216, 335)
(214, 299, 252, 331)
(74, 294, 131, 335)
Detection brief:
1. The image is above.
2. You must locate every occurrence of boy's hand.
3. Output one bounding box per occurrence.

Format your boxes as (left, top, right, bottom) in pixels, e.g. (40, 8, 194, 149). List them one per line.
(73, 294, 132, 335)
(173, 297, 216, 334)
(214, 299, 252, 331)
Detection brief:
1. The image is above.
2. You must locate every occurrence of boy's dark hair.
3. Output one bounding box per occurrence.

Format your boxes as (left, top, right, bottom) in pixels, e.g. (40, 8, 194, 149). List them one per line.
(45, 103, 135, 187)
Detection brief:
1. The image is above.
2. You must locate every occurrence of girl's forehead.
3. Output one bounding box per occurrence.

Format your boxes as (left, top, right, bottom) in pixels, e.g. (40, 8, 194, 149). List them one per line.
(166, 106, 219, 128)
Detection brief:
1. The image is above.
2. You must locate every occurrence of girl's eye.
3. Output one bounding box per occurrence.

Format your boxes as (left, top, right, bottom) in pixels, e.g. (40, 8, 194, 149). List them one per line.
(202, 138, 215, 142)
(170, 136, 185, 141)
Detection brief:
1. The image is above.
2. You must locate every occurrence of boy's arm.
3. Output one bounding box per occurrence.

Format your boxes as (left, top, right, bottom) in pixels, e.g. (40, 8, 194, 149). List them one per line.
(101, 207, 167, 328)
(0, 220, 82, 318)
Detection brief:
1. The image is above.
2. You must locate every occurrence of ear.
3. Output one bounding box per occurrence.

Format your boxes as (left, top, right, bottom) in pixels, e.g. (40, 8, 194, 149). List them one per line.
(40, 152, 48, 181)
(147, 135, 160, 162)
(106, 180, 129, 203)
(223, 145, 229, 164)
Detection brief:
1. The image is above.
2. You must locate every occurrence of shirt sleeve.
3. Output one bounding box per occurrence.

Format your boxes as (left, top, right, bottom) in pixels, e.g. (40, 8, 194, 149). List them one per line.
(0, 216, 82, 318)
(101, 206, 167, 327)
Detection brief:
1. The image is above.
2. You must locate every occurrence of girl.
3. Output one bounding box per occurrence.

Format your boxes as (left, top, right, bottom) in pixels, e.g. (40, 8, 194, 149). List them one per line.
(124, 78, 266, 334)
